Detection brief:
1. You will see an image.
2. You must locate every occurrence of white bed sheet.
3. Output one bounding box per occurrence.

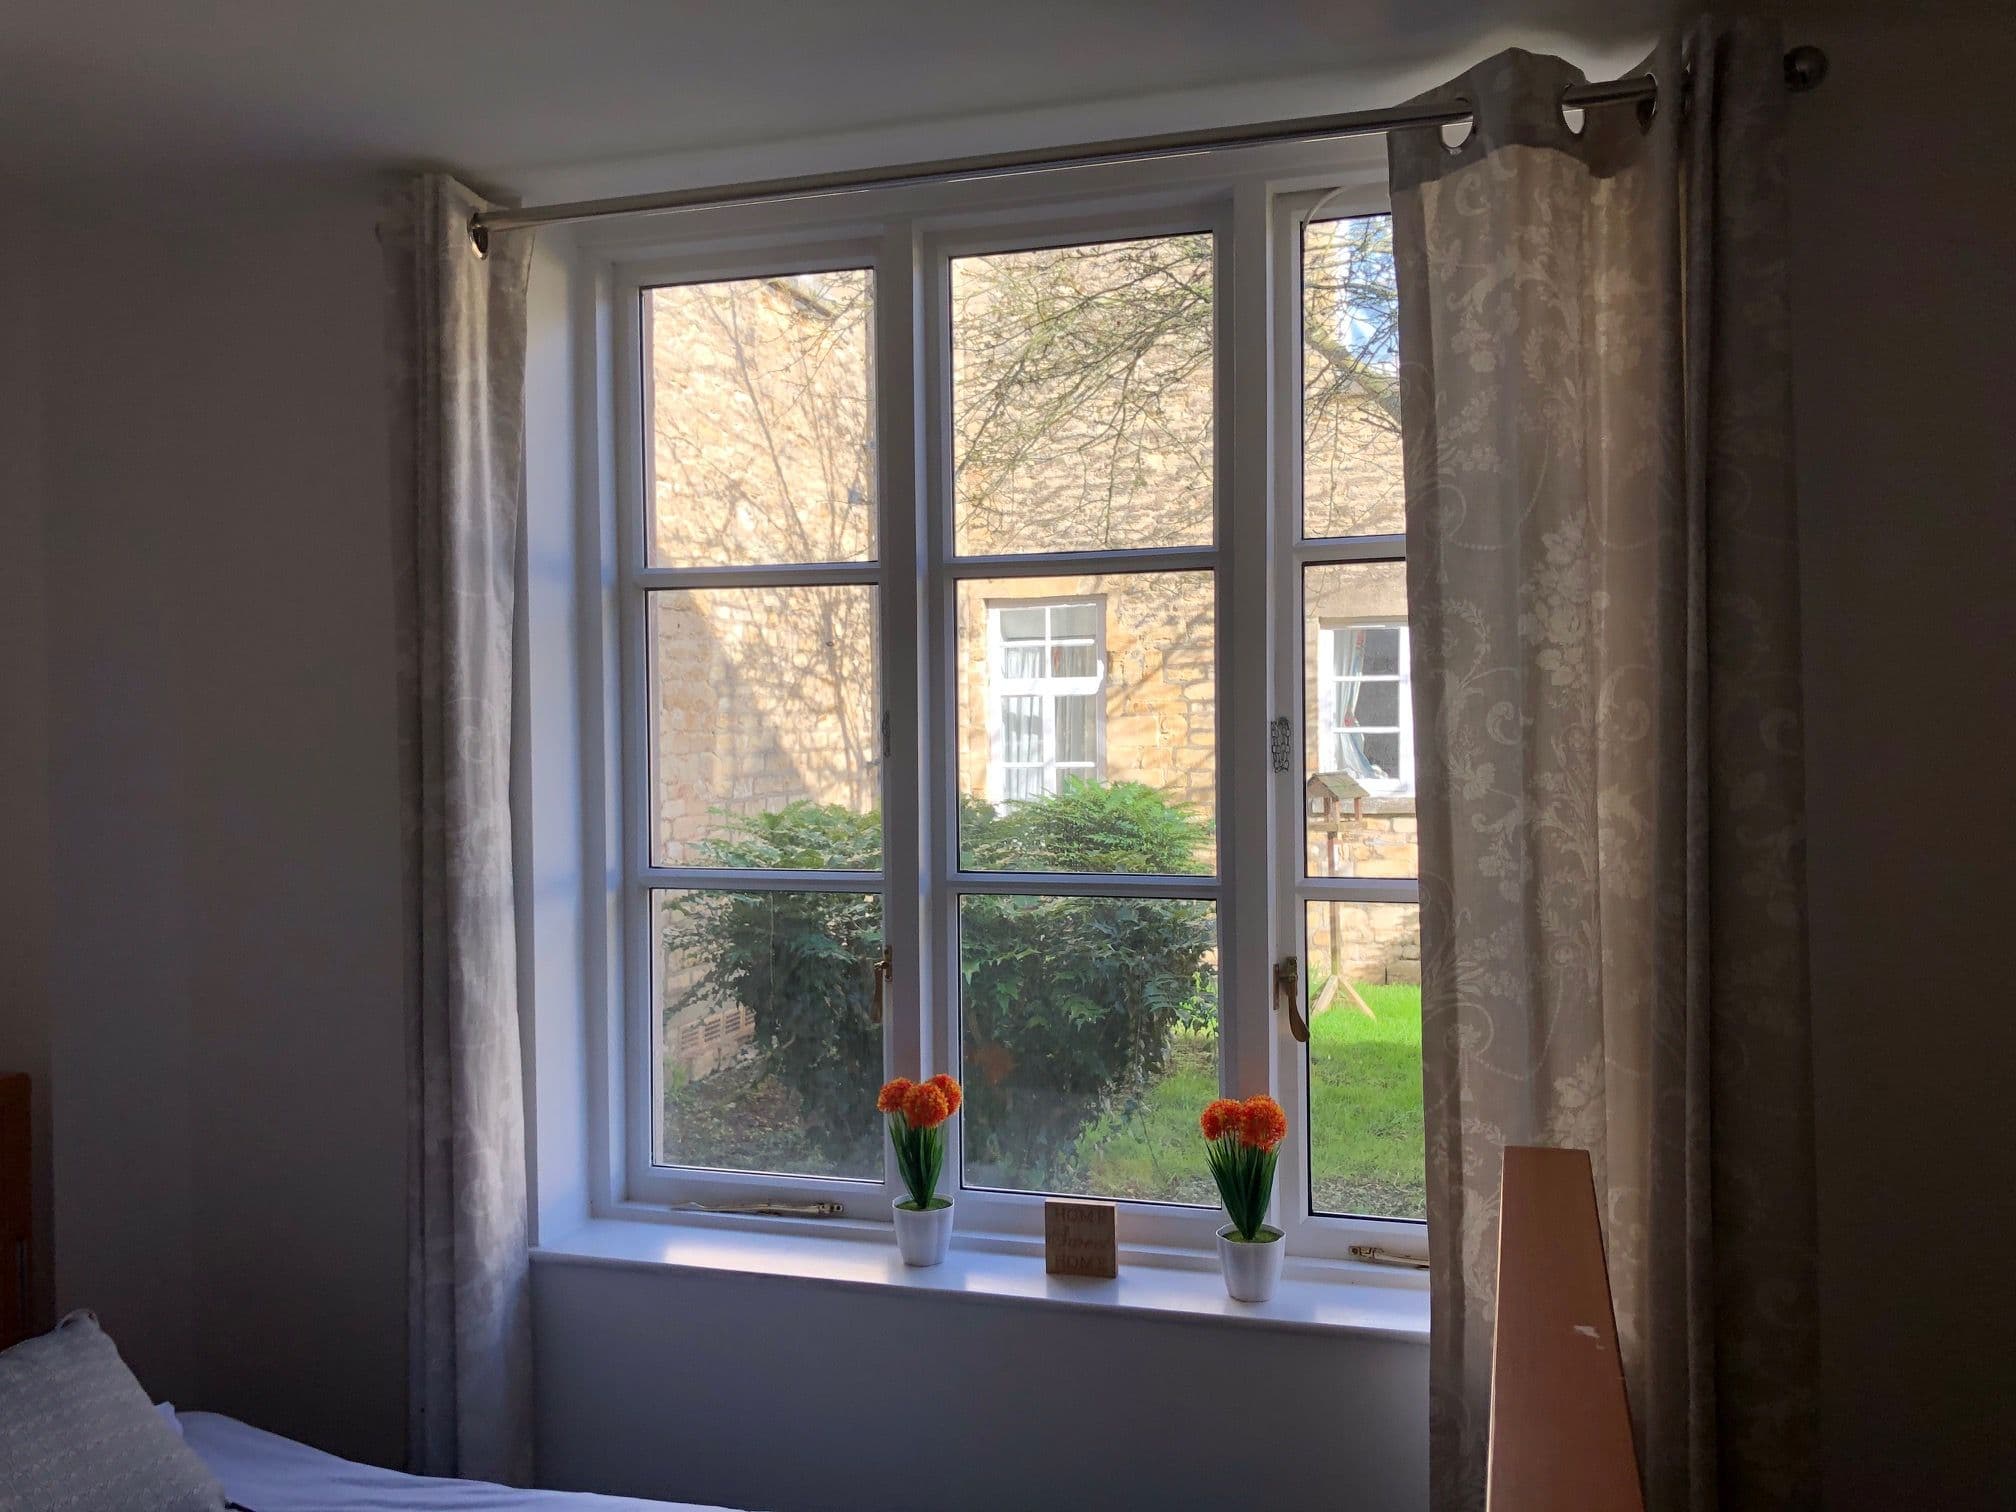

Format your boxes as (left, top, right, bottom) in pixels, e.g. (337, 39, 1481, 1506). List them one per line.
(176, 1411, 742, 1512)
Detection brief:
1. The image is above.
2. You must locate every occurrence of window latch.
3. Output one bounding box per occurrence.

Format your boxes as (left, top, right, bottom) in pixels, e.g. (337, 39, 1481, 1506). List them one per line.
(1348, 1245, 1429, 1270)
(871, 949, 893, 1026)
(1274, 955, 1309, 1043)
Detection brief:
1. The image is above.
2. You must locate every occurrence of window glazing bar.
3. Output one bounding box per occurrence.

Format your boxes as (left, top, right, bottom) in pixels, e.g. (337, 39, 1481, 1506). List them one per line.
(950, 871, 1220, 899)
(641, 867, 884, 893)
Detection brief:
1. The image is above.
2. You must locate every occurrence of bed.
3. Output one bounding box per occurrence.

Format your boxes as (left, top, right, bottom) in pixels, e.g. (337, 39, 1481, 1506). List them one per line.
(172, 1408, 743, 1512)
(0, 1080, 743, 1512)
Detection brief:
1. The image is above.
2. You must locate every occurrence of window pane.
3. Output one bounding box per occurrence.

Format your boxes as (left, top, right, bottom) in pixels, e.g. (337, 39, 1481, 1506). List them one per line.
(960, 893, 1218, 1205)
(656, 889, 883, 1179)
(1303, 901, 1423, 1219)
(1357, 627, 1401, 675)
(1306, 563, 1414, 876)
(1001, 646, 1044, 679)
(1054, 695, 1096, 763)
(960, 576, 1214, 874)
(1350, 681, 1401, 728)
(652, 587, 881, 868)
(1051, 641, 1096, 677)
(952, 234, 1214, 555)
(1303, 215, 1404, 540)
(1052, 603, 1100, 638)
(1344, 732, 1402, 780)
(1001, 696, 1040, 764)
(646, 269, 875, 567)
(998, 606, 1046, 640)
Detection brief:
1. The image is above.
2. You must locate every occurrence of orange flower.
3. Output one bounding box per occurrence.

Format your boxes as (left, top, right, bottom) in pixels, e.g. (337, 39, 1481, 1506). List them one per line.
(876, 1077, 914, 1114)
(928, 1073, 963, 1117)
(1199, 1098, 1245, 1142)
(1239, 1095, 1288, 1152)
(902, 1080, 951, 1130)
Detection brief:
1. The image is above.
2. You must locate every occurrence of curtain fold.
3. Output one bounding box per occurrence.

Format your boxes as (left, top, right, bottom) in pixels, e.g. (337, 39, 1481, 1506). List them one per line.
(1391, 21, 1817, 1511)
(383, 173, 535, 1486)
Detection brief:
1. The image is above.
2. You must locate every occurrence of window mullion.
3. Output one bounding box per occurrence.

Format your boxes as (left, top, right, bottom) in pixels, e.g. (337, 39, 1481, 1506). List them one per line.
(1222, 180, 1274, 1107)
(876, 221, 926, 1134)
(919, 224, 963, 1148)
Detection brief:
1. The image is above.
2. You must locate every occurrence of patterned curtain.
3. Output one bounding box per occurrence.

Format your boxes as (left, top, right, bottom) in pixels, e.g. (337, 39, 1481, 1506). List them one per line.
(1390, 23, 1817, 1512)
(382, 174, 535, 1485)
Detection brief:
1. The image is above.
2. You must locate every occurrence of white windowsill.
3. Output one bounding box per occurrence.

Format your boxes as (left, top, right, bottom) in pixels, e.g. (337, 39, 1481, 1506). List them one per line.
(534, 1216, 1430, 1342)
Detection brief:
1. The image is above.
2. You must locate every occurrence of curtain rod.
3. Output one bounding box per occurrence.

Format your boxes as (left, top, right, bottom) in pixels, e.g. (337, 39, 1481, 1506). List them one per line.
(468, 44, 1826, 252)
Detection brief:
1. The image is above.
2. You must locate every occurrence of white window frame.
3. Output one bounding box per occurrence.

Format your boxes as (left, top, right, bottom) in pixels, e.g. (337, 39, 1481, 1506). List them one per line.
(570, 139, 1423, 1268)
(984, 596, 1107, 804)
(1270, 187, 1423, 1257)
(1316, 619, 1415, 797)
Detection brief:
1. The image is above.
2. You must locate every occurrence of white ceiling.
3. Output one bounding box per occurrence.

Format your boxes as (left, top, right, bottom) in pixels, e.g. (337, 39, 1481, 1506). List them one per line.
(0, 1, 1676, 184)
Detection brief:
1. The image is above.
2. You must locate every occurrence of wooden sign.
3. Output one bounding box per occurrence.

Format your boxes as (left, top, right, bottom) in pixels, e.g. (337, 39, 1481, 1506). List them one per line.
(1043, 1197, 1117, 1278)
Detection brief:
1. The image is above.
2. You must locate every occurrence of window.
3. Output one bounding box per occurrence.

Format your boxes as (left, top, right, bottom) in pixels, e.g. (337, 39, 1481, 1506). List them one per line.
(1287, 207, 1424, 1225)
(985, 599, 1104, 803)
(635, 261, 887, 1186)
(1316, 621, 1413, 796)
(593, 142, 1423, 1261)
(950, 234, 1218, 1208)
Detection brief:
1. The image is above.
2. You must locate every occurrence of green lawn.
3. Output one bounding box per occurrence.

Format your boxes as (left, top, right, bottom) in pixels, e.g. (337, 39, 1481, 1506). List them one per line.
(1073, 982, 1425, 1218)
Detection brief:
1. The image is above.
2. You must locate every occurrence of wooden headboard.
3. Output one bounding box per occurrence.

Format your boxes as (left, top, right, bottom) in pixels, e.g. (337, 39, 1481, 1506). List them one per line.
(0, 1073, 29, 1349)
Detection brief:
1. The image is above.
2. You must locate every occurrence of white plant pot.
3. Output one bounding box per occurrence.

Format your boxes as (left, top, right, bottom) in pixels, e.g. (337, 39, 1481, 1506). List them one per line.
(1217, 1223, 1285, 1302)
(893, 1198, 955, 1267)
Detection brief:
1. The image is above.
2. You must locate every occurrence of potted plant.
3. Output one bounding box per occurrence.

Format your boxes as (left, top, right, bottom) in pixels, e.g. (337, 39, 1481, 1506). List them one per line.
(879, 1074, 962, 1266)
(1201, 1095, 1288, 1301)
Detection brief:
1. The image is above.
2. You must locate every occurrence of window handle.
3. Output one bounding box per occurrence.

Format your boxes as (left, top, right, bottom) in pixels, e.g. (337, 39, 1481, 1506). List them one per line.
(871, 949, 893, 1026)
(1274, 955, 1309, 1044)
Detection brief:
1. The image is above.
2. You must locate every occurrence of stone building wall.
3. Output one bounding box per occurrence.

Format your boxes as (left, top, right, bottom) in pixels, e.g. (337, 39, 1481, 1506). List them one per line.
(652, 588, 879, 864)
(646, 273, 881, 867)
(647, 271, 875, 568)
(1304, 812, 1421, 987)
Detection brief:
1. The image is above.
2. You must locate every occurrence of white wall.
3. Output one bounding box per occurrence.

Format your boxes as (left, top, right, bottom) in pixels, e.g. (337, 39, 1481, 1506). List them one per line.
(0, 176, 55, 1338)
(535, 1260, 1429, 1512)
(1783, 8, 2016, 1509)
(520, 226, 596, 1248)
(31, 169, 408, 1462)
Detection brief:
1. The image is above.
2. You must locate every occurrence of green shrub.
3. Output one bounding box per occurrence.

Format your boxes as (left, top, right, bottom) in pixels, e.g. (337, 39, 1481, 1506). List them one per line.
(658, 804, 885, 1169)
(958, 777, 1211, 875)
(959, 888, 1216, 1186)
(660, 784, 1216, 1186)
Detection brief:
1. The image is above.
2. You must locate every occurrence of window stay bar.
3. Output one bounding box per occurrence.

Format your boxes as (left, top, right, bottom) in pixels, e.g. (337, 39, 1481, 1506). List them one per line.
(468, 47, 1826, 252)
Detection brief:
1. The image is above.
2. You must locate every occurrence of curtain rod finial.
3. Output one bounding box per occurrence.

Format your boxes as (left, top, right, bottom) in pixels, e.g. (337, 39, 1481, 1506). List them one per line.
(1785, 45, 1828, 93)
(468, 213, 490, 259)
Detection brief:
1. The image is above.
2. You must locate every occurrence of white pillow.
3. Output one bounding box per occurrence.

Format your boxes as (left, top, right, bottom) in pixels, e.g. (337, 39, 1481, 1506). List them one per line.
(0, 1312, 227, 1511)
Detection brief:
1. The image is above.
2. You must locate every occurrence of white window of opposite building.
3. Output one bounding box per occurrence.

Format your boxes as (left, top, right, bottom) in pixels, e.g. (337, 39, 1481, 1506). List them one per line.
(987, 600, 1104, 803)
(1316, 621, 1413, 797)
